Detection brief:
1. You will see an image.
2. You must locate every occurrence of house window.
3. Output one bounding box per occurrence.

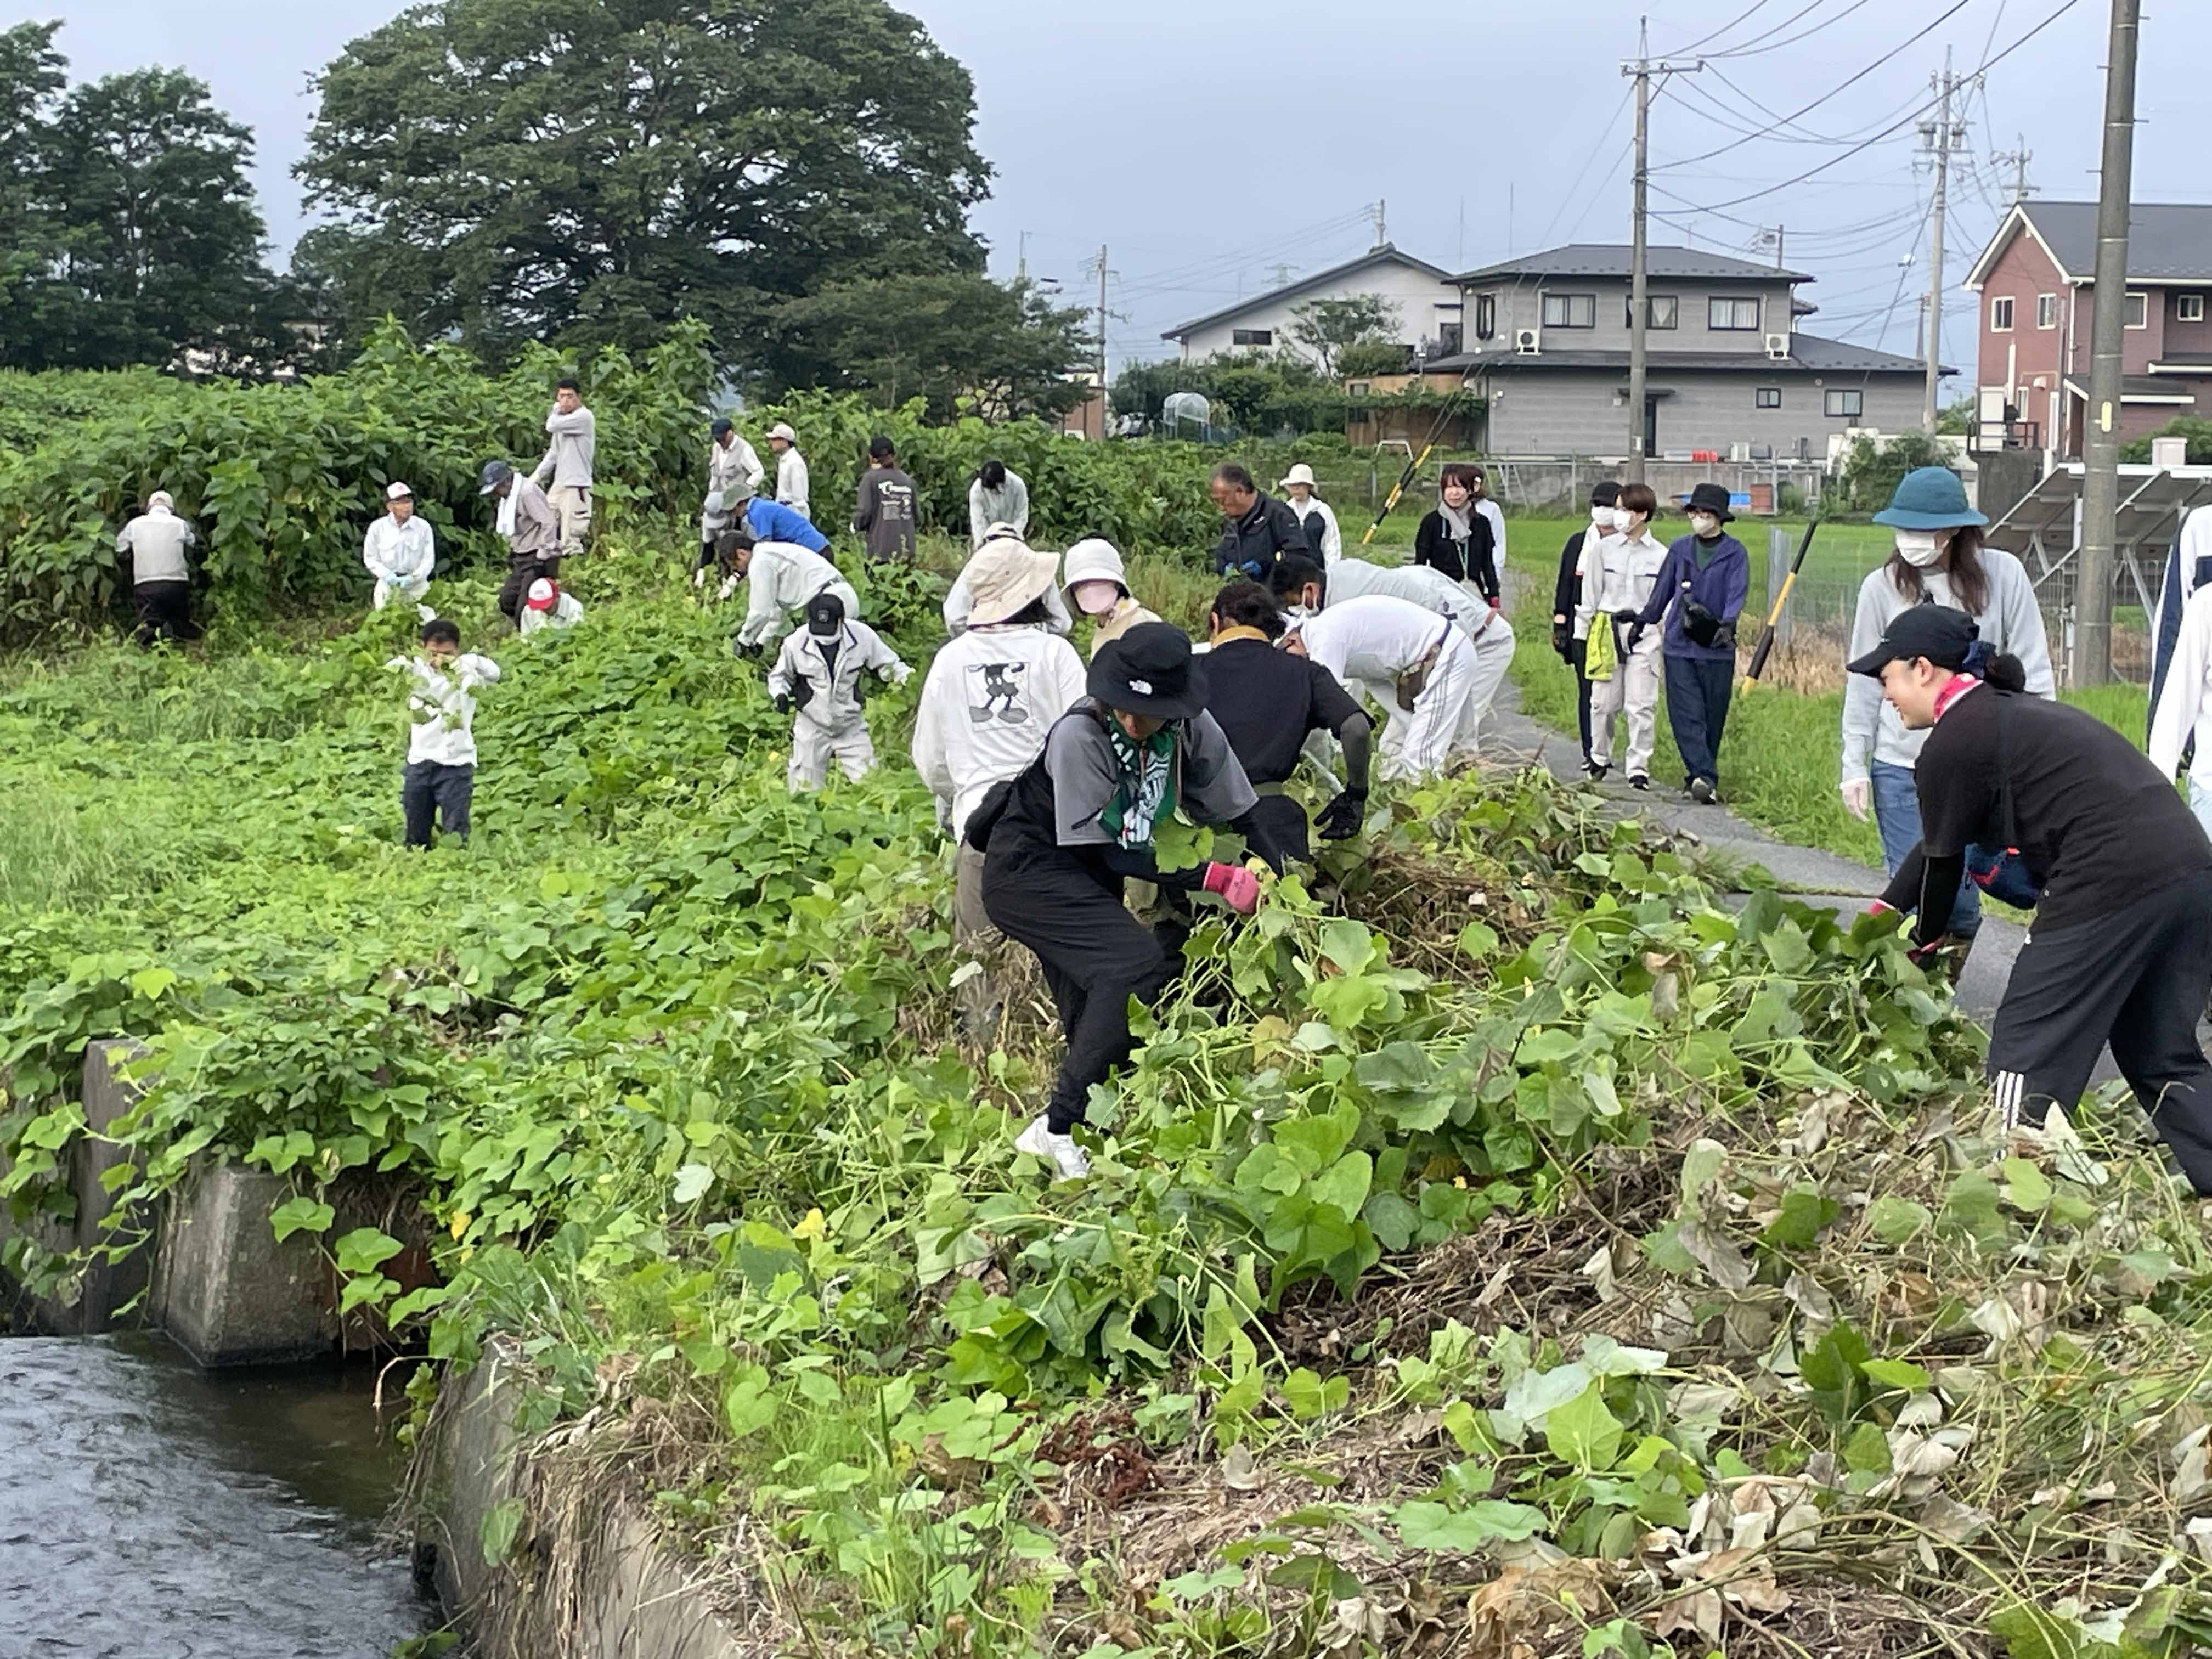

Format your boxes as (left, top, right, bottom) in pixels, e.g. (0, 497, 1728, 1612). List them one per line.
(1541, 292, 1596, 329)
(1755, 387, 1782, 409)
(1231, 328, 1273, 347)
(2181, 294, 2207, 324)
(1437, 321, 1463, 355)
(2036, 294, 2058, 329)
(1824, 388, 1864, 419)
(1990, 296, 2015, 331)
(1347, 381, 1372, 397)
(1626, 294, 1679, 329)
(1474, 293, 1496, 341)
(2125, 292, 2149, 329)
(1709, 296, 1762, 331)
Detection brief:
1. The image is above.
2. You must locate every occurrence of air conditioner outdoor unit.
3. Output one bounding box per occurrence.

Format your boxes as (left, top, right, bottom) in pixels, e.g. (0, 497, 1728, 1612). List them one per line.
(1764, 333, 1791, 360)
(1514, 328, 1541, 356)
(1728, 442, 1752, 463)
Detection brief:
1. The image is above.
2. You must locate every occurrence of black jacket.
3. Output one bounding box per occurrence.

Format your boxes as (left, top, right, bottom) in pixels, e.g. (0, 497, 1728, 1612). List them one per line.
(1553, 528, 1590, 622)
(1413, 508, 1498, 601)
(1214, 492, 1312, 576)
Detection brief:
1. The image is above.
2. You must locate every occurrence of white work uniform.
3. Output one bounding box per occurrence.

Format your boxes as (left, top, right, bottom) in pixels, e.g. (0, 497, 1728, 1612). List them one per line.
(520, 592, 584, 636)
(769, 619, 910, 790)
(1322, 561, 1513, 758)
(2150, 516, 2212, 837)
(363, 512, 436, 610)
(1575, 529, 1669, 776)
(968, 473, 1030, 548)
(944, 571, 1073, 637)
(704, 435, 763, 541)
(1475, 498, 1507, 569)
(733, 543, 860, 651)
(775, 447, 810, 518)
(1294, 594, 1485, 782)
(1289, 496, 1342, 563)
(391, 653, 500, 767)
(116, 507, 194, 584)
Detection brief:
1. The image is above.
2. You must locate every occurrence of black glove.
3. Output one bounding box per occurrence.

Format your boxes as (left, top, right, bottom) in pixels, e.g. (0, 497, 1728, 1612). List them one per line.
(789, 678, 814, 712)
(771, 693, 792, 716)
(1714, 620, 1737, 648)
(1317, 789, 1368, 841)
(732, 639, 762, 661)
(1627, 623, 1646, 651)
(1551, 620, 1571, 658)
(1612, 608, 1641, 626)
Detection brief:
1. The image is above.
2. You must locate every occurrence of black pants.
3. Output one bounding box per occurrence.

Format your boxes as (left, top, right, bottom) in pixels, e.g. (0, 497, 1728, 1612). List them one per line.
(1565, 636, 1594, 761)
(1989, 866, 2212, 1193)
(402, 761, 474, 848)
(982, 847, 1185, 1134)
(498, 557, 559, 622)
(133, 582, 202, 647)
(1664, 654, 1734, 788)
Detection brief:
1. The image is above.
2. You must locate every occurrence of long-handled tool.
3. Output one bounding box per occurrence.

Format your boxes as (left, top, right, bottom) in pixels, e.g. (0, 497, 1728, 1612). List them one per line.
(1358, 374, 1475, 549)
(1740, 517, 1820, 689)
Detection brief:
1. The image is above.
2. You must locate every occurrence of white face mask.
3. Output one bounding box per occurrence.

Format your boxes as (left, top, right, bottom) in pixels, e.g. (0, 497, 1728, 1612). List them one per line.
(1073, 579, 1121, 617)
(1894, 529, 1946, 568)
(1689, 512, 1721, 540)
(1593, 506, 1619, 532)
(1281, 602, 1317, 623)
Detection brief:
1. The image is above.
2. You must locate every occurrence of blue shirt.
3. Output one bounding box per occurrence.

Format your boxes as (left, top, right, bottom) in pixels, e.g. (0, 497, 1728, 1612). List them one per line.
(1635, 533, 1750, 661)
(745, 496, 828, 552)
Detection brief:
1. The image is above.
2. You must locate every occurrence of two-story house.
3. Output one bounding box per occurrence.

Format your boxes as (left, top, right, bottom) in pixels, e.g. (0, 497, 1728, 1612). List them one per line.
(1160, 244, 1462, 365)
(1418, 245, 1931, 458)
(1963, 201, 2212, 459)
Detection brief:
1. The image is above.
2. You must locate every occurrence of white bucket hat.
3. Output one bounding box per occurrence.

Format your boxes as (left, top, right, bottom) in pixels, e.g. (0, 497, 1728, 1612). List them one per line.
(1062, 536, 1130, 597)
(962, 537, 1063, 627)
(1278, 463, 1320, 493)
(386, 481, 414, 501)
(768, 422, 798, 443)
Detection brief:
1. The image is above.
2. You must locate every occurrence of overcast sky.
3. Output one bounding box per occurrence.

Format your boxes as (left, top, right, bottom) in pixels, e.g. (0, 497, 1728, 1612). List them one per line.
(40, 0, 2212, 375)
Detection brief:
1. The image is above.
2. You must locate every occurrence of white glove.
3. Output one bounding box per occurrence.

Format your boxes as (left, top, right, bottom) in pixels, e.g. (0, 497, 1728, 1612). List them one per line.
(1841, 778, 1871, 821)
(692, 567, 707, 589)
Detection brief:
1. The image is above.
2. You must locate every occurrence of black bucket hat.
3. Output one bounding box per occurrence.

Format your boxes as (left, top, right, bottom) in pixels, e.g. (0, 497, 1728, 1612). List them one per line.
(805, 591, 845, 635)
(1848, 603, 1978, 678)
(1686, 481, 1735, 523)
(1089, 622, 1209, 721)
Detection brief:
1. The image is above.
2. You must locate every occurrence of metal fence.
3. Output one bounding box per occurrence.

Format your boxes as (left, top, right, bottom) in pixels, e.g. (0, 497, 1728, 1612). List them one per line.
(1285, 452, 1830, 527)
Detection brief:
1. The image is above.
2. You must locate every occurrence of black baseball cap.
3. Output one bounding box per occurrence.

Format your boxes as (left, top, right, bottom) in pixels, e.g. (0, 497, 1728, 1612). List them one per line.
(1847, 603, 1978, 678)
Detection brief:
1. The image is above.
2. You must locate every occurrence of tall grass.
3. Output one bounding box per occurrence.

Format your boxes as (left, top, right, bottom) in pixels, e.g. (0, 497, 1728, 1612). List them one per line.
(0, 783, 198, 912)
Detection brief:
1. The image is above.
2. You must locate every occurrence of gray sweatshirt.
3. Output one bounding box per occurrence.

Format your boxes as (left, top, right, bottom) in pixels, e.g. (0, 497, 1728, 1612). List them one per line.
(1838, 549, 2055, 783)
(854, 465, 918, 562)
(532, 405, 596, 489)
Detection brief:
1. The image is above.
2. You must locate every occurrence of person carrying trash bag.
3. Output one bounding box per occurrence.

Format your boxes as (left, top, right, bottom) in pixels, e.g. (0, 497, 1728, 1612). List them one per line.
(969, 623, 1283, 1180)
(1628, 481, 1749, 803)
(1858, 603, 2212, 1192)
(769, 591, 910, 791)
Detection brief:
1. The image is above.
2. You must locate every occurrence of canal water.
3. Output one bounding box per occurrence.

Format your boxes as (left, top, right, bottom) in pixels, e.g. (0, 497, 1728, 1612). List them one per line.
(0, 1332, 436, 1657)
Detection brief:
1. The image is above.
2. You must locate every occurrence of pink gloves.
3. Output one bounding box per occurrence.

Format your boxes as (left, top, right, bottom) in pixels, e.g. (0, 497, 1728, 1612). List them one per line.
(1203, 862, 1262, 915)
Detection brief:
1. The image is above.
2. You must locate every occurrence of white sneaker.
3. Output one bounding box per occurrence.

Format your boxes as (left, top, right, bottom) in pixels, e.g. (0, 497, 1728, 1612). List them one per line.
(1014, 1116, 1090, 1180)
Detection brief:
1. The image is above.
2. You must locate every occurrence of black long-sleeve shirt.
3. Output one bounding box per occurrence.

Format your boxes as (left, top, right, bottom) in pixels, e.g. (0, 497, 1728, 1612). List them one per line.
(1553, 528, 1590, 626)
(1413, 509, 1498, 601)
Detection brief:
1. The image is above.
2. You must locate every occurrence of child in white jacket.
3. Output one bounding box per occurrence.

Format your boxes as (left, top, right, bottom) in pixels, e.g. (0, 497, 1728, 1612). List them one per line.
(769, 592, 911, 790)
(387, 617, 499, 847)
(1573, 484, 1669, 787)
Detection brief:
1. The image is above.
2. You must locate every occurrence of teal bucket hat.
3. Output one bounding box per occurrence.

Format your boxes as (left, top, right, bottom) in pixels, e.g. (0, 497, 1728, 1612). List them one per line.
(1872, 466, 1987, 530)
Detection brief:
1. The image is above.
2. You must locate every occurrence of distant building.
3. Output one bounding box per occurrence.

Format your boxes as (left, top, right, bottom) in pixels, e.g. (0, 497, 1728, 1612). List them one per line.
(1407, 244, 1931, 459)
(1161, 245, 1461, 365)
(1963, 200, 2212, 459)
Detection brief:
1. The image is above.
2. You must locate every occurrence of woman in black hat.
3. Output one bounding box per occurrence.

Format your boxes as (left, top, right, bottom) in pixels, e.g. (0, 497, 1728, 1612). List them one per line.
(970, 623, 1281, 1179)
(1628, 481, 1749, 802)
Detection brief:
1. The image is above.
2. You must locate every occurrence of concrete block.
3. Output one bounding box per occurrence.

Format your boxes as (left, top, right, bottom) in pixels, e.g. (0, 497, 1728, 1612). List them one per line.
(154, 1163, 337, 1367)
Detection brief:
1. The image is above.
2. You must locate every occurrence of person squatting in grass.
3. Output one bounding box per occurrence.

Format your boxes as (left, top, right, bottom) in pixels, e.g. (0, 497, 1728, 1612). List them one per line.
(1841, 466, 2054, 945)
(721, 528, 861, 659)
(768, 591, 909, 792)
(1860, 605, 2212, 1192)
(362, 481, 436, 613)
(1201, 579, 1374, 862)
(115, 489, 203, 647)
(1551, 481, 1622, 767)
(913, 535, 1089, 1044)
(520, 577, 583, 636)
(479, 459, 561, 623)
(1629, 481, 1748, 804)
(970, 623, 1285, 1181)
(1575, 482, 1668, 789)
(389, 617, 499, 849)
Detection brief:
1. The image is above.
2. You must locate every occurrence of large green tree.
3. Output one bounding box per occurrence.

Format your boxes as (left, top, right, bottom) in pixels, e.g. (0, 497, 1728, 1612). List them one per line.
(297, 0, 994, 371)
(0, 22, 69, 365)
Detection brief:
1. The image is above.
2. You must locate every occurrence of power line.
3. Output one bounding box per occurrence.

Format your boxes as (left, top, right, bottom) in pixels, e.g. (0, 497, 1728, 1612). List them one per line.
(1532, 84, 1639, 252)
(1707, 0, 1878, 59)
(1661, 0, 1779, 57)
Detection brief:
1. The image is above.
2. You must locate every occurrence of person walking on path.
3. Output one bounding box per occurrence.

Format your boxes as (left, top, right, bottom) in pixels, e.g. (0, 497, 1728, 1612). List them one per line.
(701, 418, 764, 567)
(1064, 538, 1161, 659)
(972, 623, 1274, 1180)
(914, 536, 1088, 1042)
(116, 489, 202, 647)
(854, 436, 918, 564)
(945, 523, 1073, 637)
(1413, 464, 1499, 606)
(1575, 483, 1668, 789)
(969, 460, 1030, 549)
(1279, 464, 1342, 563)
(479, 460, 561, 623)
(531, 377, 596, 561)
(389, 617, 499, 849)
(363, 482, 436, 612)
(1552, 481, 1620, 766)
(1630, 482, 1748, 803)
(1280, 592, 1487, 783)
(768, 423, 810, 518)
(723, 529, 861, 658)
(1843, 466, 2055, 939)
(1859, 604, 2212, 1192)
(769, 591, 910, 792)
(1210, 462, 1311, 577)
(1203, 579, 1373, 860)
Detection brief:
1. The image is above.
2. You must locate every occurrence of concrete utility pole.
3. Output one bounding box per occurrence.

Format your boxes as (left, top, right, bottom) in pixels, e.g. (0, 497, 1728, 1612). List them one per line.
(2076, 0, 2142, 687)
(1623, 21, 1702, 482)
(1920, 49, 1966, 434)
(1370, 199, 1387, 247)
(1992, 139, 2035, 204)
(1094, 245, 1109, 394)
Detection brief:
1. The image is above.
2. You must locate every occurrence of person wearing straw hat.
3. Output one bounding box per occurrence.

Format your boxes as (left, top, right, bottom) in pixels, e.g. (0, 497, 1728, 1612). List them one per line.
(363, 481, 436, 612)
(1063, 537, 1161, 659)
(969, 623, 1276, 1179)
(915, 535, 1089, 1042)
(1279, 464, 1342, 564)
(945, 523, 1073, 637)
(767, 422, 810, 518)
(1843, 465, 2053, 940)
(1628, 481, 1748, 803)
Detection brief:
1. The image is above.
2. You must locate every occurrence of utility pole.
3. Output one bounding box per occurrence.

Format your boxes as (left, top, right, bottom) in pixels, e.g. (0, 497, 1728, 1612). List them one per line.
(1992, 138, 2035, 204)
(1267, 262, 1298, 287)
(1919, 48, 1966, 433)
(1017, 230, 1029, 284)
(2076, 0, 2142, 687)
(1623, 19, 1702, 482)
(1094, 244, 1109, 396)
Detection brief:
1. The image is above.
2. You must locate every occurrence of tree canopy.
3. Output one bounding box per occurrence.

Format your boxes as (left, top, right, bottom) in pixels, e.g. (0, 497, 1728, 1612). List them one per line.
(1288, 293, 1401, 376)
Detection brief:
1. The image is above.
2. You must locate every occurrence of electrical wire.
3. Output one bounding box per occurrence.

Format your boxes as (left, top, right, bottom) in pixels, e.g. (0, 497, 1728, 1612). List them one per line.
(1661, 0, 1779, 58)
(1531, 85, 1638, 254)
(1706, 0, 1878, 59)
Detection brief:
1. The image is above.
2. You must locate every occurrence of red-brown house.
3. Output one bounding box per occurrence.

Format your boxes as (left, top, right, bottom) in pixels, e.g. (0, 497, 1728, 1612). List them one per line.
(1965, 201, 2212, 458)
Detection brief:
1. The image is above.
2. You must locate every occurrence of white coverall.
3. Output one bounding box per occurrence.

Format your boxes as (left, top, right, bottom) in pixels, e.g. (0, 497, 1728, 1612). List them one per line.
(363, 512, 436, 610)
(732, 543, 861, 652)
(770, 619, 911, 790)
(1574, 529, 1669, 776)
(775, 447, 811, 518)
(1295, 594, 1488, 782)
(703, 434, 764, 544)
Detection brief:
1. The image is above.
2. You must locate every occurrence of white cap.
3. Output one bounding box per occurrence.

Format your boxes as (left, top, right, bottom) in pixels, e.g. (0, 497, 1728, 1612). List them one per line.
(768, 422, 798, 443)
(1062, 536, 1129, 593)
(387, 481, 414, 501)
(1278, 463, 1318, 492)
